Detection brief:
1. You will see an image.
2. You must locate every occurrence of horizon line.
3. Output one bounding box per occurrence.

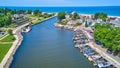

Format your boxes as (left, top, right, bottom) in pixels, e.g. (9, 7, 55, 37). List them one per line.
(0, 5, 120, 7)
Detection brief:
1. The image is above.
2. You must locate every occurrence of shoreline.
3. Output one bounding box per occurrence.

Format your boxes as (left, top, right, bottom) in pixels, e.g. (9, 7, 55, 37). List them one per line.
(79, 13, 120, 18)
(0, 16, 56, 68)
(54, 23, 120, 68)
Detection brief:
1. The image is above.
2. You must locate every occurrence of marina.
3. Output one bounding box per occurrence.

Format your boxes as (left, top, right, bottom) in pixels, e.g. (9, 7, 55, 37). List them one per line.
(73, 29, 115, 68)
(54, 23, 116, 68)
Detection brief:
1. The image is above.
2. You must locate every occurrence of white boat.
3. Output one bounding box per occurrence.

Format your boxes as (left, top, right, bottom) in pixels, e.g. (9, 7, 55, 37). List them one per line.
(22, 26, 32, 33)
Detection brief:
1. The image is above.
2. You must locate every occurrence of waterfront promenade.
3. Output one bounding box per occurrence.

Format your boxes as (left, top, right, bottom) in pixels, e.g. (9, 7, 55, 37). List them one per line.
(0, 22, 29, 68)
(0, 15, 56, 68)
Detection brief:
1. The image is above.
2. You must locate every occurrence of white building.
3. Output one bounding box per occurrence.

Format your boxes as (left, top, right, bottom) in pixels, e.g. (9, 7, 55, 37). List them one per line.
(96, 19, 107, 24)
(110, 18, 120, 27)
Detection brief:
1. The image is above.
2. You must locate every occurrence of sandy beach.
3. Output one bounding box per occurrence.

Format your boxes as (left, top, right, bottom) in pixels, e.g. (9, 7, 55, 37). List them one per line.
(80, 13, 120, 18)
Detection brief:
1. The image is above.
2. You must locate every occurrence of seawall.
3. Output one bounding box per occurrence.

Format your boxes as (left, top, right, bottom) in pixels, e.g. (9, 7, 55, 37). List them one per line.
(0, 16, 56, 68)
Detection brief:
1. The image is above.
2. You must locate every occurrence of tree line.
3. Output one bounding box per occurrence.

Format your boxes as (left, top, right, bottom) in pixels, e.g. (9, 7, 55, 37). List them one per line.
(0, 8, 54, 27)
(94, 13, 107, 22)
(94, 23, 120, 56)
(57, 11, 80, 21)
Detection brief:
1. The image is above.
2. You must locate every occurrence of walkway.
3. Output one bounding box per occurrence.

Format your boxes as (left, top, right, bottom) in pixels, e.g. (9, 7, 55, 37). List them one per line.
(0, 42, 13, 44)
(0, 19, 35, 68)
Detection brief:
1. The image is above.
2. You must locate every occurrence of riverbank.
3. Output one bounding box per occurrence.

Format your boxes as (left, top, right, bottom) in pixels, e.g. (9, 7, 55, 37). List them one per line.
(0, 16, 56, 68)
(54, 23, 120, 68)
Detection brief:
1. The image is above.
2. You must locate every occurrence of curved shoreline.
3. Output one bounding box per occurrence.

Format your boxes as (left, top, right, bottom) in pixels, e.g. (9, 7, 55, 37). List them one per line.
(0, 16, 56, 68)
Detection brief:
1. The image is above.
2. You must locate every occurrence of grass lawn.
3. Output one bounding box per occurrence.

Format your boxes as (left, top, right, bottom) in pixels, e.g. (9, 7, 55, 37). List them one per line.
(0, 35, 15, 42)
(0, 28, 6, 32)
(7, 24, 18, 28)
(33, 18, 46, 25)
(0, 44, 12, 62)
(27, 14, 39, 20)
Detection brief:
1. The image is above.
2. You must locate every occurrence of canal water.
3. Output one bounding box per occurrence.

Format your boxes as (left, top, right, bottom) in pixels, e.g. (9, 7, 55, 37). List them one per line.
(10, 17, 93, 68)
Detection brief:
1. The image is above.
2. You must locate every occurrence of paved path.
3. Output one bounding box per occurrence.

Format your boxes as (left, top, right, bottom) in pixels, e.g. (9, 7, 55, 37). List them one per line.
(0, 34, 9, 40)
(0, 19, 34, 68)
(0, 42, 13, 44)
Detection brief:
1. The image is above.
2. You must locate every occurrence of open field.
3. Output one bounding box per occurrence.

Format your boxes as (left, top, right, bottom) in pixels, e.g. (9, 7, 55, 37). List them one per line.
(0, 35, 15, 42)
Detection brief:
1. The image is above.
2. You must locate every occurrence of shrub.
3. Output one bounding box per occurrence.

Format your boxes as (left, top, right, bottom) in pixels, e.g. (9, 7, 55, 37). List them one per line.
(7, 29, 12, 35)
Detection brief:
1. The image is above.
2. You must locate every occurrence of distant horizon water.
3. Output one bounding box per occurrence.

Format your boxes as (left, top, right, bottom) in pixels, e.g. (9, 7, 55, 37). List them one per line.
(0, 6, 120, 16)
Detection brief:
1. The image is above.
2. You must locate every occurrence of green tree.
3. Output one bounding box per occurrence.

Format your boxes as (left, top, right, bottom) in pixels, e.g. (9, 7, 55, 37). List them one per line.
(57, 12, 66, 21)
(94, 13, 107, 22)
(7, 29, 13, 35)
(71, 13, 80, 20)
(73, 22, 81, 27)
(94, 23, 120, 55)
(0, 12, 12, 27)
(33, 10, 41, 16)
(27, 10, 32, 14)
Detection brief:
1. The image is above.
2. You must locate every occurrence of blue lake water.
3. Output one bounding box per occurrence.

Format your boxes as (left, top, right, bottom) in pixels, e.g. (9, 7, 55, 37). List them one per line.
(10, 17, 94, 68)
(0, 6, 120, 16)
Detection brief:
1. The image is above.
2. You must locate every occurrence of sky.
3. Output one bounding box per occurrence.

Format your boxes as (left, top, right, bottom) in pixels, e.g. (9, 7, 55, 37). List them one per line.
(0, 0, 120, 6)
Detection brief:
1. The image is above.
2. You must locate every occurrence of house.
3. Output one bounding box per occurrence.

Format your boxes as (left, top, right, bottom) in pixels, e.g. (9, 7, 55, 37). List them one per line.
(107, 17, 116, 22)
(96, 19, 107, 24)
(42, 12, 48, 15)
(110, 18, 120, 27)
(12, 14, 20, 19)
(65, 15, 70, 19)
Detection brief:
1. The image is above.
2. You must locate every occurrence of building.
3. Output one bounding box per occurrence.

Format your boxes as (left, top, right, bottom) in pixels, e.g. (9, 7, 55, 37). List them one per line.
(12, 14, 20, 19)
(96, 19, 107, 24)
(65, 15, 70, 19)
(42, 12, 48, 15)
(110, 18, 120, 27)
